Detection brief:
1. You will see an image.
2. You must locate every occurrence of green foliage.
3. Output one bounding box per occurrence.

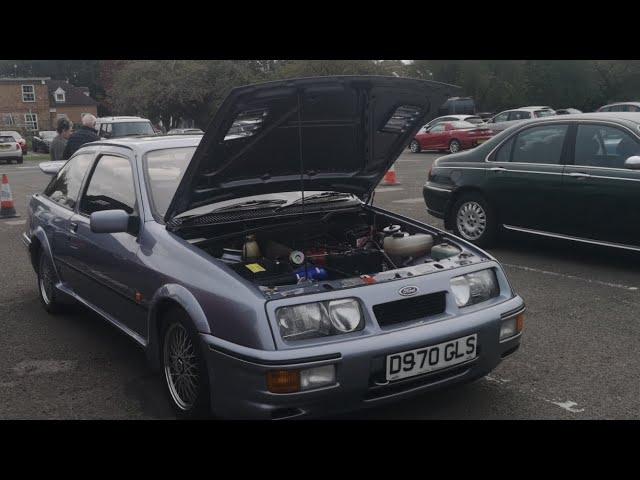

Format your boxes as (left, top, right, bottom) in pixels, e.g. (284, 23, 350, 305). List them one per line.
(9, 60, 640, 127)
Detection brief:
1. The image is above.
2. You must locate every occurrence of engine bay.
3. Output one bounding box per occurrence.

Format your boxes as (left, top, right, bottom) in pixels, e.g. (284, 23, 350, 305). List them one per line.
(183, 208, 487, 298)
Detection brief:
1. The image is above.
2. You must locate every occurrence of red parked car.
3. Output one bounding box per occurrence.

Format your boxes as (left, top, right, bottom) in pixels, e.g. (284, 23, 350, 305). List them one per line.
(409, 121, 494, 154)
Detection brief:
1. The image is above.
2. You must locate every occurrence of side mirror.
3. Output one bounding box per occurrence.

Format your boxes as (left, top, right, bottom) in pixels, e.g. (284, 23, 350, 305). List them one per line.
(39, 161, 66, 175)
(90, 209, 131, 233)
(624, 156, 640, 170)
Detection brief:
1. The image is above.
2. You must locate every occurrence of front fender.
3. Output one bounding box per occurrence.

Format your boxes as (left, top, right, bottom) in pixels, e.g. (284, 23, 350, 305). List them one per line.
(146, 283, 212, 371)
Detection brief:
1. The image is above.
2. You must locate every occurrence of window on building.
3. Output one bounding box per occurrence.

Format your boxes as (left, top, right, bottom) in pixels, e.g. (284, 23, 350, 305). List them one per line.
(54, 88, 65, 103)
(24, 113, 38, 131)
(2, 114, 15, 126)
(22, 85, 35, 102)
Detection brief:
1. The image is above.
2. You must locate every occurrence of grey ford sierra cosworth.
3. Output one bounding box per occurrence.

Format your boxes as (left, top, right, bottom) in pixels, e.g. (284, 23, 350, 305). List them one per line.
(23, 76, 525, 419)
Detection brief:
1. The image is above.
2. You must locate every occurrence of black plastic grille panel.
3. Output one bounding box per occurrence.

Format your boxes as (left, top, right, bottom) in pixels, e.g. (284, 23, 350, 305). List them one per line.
(373, 291, 446, 327)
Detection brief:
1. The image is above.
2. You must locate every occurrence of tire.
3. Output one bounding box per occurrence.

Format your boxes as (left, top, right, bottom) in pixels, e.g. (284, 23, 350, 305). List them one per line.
(161, 307, 211, 419)
(448, 139, 462, 154)
(37, 251, 64, 314)
(409, 139, 421, 153)
(17, 156, 23, 164)
(450, 192, 498, 247)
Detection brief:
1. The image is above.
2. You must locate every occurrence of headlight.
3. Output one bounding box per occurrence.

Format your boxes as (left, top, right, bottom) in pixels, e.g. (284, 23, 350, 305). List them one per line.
(276, 298, 363, 341)
(450, 269, 499, 307)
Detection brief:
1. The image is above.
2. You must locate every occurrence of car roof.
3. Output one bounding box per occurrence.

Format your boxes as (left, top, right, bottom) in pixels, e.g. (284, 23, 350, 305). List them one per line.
(85, 134, 202, 154)
(600, 102, 640, 107)
(509, 112, 640, 126)
(96, 116, 151, 123)
(517, 106, 553, 110)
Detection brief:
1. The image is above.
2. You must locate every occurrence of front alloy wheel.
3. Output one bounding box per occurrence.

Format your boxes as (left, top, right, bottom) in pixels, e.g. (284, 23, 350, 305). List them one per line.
(162, 313, 210, 418)
(409, 140, 421, 153)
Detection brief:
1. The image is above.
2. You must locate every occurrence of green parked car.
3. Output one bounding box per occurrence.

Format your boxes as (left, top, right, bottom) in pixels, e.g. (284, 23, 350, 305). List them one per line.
(423, 112, 640, 250)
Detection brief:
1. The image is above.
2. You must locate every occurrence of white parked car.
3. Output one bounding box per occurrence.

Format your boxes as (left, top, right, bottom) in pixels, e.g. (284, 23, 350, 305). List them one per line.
(485, 106, 556, 131)
(0, 134, 23, 164)
(95, 116, 156, 139)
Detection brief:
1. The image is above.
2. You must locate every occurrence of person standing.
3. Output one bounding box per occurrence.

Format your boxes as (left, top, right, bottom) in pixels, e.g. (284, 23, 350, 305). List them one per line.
(50, 118, 72, 161)
(62, 114, 100, 160)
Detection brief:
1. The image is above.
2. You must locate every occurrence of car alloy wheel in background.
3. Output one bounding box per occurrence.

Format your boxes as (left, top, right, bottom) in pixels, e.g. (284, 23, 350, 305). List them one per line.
(449, 139, 461, 153)
(456, 201, 486, 240)
(451, 193, 497, 247)
(409, 140, 421, 153)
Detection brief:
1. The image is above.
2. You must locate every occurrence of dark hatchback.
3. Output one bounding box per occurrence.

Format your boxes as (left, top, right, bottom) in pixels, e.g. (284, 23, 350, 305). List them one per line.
(423, 113, 640, 250)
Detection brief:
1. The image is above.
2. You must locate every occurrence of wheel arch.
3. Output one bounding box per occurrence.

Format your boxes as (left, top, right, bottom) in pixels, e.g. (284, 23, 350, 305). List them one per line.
(146, 284, 211, 372)
(32, 227, 59, 277)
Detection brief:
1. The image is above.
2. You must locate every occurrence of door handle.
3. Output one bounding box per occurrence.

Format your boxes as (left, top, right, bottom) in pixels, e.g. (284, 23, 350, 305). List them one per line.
(69, 222, 78, 233)
(567, 172, 591, 179)
(489, 167, 507, 172)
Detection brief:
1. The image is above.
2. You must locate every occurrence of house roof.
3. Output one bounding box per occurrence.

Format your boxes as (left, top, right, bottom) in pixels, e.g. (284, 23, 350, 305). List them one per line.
(46, 80, 98, 106)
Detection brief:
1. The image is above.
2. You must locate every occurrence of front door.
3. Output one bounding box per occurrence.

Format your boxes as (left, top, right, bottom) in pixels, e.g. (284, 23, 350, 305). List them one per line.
(417, 123, 447, 150)
(561, 122, 640, 246)
(484, 123, 570, 233)
(66, 153, 147, 338)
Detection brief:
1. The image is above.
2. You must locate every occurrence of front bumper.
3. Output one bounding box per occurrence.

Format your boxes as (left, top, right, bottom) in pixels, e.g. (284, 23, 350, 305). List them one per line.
(200, 295, 524, 419)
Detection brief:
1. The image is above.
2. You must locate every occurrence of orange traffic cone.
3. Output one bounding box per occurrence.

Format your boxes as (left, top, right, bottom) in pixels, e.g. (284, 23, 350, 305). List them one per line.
(381, 163, 401, 186)
(0, 174, 19, 218)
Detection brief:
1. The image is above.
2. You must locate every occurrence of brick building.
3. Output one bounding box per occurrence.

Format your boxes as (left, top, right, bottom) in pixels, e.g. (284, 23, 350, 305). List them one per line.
(0, 77, 98, 134)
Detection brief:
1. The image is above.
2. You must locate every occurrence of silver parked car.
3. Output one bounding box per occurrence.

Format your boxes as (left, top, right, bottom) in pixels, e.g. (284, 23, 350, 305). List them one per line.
(486, 106, 556, 132)
(24, 76, 524, 419)
(0, 134, 23, 164)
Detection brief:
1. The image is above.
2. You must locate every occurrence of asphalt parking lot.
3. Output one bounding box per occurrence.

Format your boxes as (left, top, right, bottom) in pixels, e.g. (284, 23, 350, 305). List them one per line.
(2, 151, 640, 419)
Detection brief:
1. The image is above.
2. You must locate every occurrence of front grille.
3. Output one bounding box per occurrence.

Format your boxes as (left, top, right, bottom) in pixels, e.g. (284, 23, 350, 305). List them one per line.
(373, 291, 446, 327)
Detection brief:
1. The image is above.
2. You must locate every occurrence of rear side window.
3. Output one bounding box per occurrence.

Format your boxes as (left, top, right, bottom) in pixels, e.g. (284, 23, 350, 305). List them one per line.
(494, 112, 510, 122)
(574, 124, 640, 169)
(465, 117, 484, 124)
(510, 124, 569, 164)
(43, 153, 93, 209)
(80, 155, 136, 215)
(625, 105, 640, 112)
(493, 137, 515, 163)
(511, 111, 531, 120)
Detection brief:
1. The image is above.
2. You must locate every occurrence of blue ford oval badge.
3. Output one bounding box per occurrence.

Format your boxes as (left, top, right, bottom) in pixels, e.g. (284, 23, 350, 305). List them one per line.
(399, 286, 419, 296)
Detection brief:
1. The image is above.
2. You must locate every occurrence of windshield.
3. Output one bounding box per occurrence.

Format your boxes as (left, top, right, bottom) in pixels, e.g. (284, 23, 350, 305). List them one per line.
(464, 117, 484, 124)
(144, 146, 197, 218)
(112, 121, 155, 137)
(534, 110, 556, 118)
(0, 136, 15, 143)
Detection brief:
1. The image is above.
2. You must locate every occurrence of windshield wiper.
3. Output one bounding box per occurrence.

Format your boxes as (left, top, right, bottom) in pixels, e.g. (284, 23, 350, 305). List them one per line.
(213, 199, 287, 212)
(280, 192, 354, 208)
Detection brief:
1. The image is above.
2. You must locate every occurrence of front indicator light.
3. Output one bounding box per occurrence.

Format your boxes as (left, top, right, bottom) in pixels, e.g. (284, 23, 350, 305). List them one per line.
(500, 312, 524, 341)
(267, 370, 300, 393)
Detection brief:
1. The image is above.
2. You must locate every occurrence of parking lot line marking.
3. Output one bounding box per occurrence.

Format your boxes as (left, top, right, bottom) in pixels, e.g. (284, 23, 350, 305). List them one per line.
(375, 187, 404, 193)
(503, 263, 639, 291)
(3, 220, 26, 226)
(547, 399, 585, 413)
(392, 197, 424, 204)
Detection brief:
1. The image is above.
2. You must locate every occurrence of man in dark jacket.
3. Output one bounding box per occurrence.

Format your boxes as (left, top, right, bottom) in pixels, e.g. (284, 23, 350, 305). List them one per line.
(62, 114, 100, 160)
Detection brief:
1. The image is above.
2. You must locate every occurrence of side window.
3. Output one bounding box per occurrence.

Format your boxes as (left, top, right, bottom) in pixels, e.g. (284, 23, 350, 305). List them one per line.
(493, 137, 515, 162)
(43, 154, 93, 209)
(610, 105, 625, 112)
(494, 112, 510, 123)
(574, 124, 640, 169)
(599, 106, 611, 112)
(430, 124, 445, 133)
(510, 111, 531, 121)
(510, 124, 569, 164)
(80, 155, 137, 215)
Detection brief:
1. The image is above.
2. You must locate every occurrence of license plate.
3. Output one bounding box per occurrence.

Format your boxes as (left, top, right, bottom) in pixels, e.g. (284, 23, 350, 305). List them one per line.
(386, 334, 477, 381)
(0, 145, 10, 149)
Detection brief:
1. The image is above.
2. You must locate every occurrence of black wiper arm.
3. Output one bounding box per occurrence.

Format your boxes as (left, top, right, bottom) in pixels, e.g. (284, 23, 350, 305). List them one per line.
(214, 199, 287, 212)
(274, 192, 355, 212)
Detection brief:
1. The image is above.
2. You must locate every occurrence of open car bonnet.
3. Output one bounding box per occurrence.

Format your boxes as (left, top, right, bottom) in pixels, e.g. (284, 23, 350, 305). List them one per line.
(164, 76, 460, 222)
